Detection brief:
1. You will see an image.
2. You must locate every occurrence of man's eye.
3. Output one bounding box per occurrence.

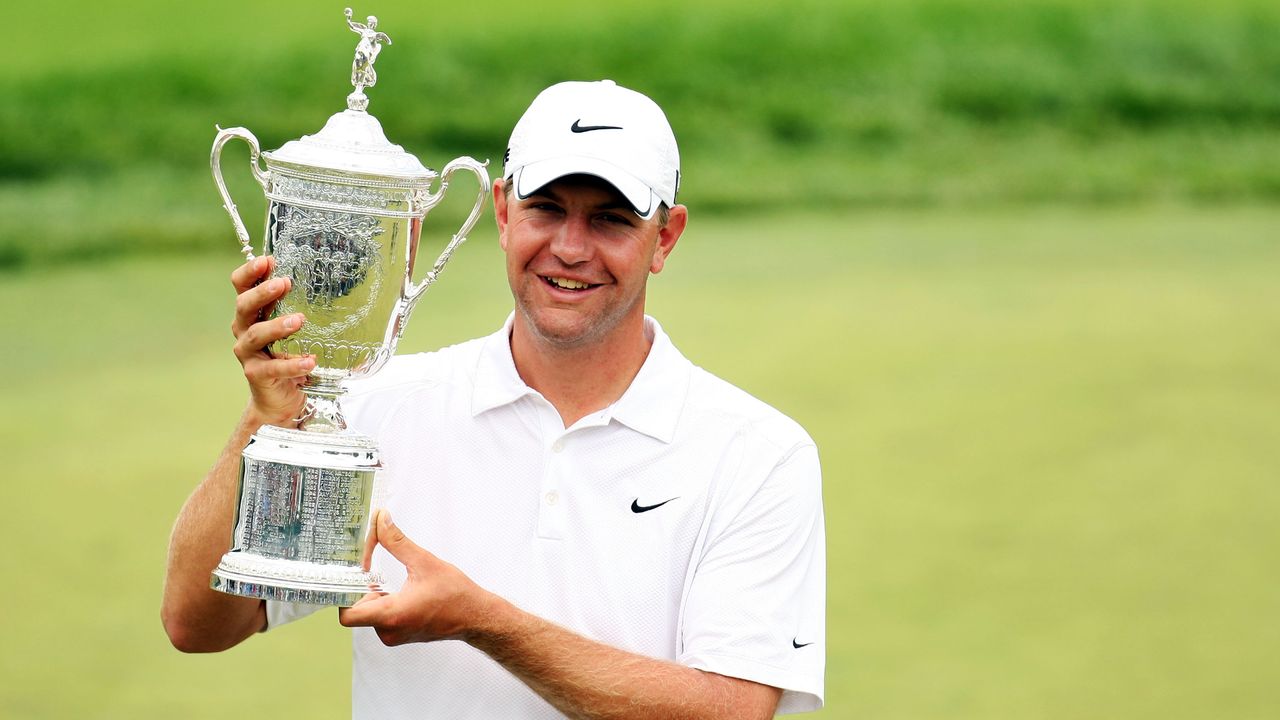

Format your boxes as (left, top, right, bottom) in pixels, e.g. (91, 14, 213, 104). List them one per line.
(600, 213, 633, 226)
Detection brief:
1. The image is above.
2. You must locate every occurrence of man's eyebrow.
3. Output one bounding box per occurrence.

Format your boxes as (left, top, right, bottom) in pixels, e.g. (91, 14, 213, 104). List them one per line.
(596, 200, 638, 213)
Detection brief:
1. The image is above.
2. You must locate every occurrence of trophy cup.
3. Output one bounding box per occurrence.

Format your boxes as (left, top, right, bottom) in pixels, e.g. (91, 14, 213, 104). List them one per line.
(207, 8, 489, 606)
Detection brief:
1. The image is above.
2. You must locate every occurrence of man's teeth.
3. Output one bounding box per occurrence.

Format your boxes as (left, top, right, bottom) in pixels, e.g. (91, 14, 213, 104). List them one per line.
(548, 277, 590, 290)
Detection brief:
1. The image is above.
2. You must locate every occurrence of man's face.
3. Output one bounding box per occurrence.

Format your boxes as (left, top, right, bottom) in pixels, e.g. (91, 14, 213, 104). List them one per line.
(494, 174, 684, 351)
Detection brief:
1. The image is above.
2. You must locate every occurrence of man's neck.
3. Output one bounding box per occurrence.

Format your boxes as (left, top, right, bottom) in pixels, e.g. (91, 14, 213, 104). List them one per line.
(509, 315, 653, 428)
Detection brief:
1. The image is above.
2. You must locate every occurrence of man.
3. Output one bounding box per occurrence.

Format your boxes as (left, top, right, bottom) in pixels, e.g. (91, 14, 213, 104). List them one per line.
(163, 80, 826, 718)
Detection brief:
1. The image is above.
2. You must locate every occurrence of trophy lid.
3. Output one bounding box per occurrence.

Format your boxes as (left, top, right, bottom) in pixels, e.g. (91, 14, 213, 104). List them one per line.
(267, 109, 434, 181)
(265, 8, 434, 183)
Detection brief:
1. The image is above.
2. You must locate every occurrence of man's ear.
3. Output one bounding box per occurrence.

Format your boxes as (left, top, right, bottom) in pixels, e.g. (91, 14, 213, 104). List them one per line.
(493, 178, 510, 250)
(650, 205, 687, 275)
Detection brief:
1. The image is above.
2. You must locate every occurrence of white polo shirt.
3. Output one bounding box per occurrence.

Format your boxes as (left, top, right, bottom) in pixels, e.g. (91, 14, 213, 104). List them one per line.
(267, 316, 825, 718)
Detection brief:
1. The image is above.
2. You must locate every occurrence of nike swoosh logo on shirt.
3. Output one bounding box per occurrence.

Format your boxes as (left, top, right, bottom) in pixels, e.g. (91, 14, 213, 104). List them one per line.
(631, 497, 678, 513)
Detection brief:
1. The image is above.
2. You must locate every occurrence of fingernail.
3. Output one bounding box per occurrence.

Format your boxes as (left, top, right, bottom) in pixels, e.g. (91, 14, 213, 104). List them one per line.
(272, 278, 287, 292)
(283, 314, 300, 330)
(255, 257, 267, 273)
(299, 356, 315, 371)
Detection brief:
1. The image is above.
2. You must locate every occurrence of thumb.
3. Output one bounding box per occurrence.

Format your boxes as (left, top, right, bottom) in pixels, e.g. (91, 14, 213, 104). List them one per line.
(373, 509, 426, 567)
(362, 508, 384, 571)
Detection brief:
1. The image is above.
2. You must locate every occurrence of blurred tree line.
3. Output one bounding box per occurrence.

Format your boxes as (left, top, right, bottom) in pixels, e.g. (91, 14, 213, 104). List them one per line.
(2, 0, 1278, 269)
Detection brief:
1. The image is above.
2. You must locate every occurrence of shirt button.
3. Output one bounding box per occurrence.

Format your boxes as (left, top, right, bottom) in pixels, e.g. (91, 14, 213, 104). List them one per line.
(545, 491, 559, 506)
(551, 439, 565, 453)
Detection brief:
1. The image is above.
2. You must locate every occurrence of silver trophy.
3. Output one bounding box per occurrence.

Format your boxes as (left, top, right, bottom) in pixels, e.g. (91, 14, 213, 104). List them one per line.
(207, 8, 489, 606)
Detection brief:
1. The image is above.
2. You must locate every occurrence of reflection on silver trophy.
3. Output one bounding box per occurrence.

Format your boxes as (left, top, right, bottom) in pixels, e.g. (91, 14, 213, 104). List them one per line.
(208, 8, 490, 606)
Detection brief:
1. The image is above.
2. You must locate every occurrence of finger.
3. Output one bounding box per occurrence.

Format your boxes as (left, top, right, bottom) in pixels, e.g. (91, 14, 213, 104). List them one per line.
(232, 276, 293, 338)
(373, 511, 429, 568)
(234, 312, 307, 362)
(362, 508, 384, 572)
(241, 354, 316, 385)
(338, 593, 391, 627)
(230, 255, 275, 294)
(340, 590, 384, 611)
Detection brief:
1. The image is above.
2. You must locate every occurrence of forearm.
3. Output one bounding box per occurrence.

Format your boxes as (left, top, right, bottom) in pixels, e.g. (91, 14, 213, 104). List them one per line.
(162, 258, 317, 651)
(161, 406, 269, 652)
(467, 593, 780, 720)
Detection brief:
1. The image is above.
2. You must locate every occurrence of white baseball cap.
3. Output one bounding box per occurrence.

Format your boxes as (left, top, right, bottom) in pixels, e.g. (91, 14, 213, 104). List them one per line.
(503, 80, 680, 220)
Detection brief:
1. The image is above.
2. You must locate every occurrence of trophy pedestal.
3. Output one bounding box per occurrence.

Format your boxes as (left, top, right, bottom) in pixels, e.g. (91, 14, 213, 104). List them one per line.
(211, 425, 382, 607)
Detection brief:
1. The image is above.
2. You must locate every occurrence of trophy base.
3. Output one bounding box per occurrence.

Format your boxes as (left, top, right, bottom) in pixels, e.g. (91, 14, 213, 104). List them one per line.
(212, 551, 381, 607)
(211, 424, 383, 607)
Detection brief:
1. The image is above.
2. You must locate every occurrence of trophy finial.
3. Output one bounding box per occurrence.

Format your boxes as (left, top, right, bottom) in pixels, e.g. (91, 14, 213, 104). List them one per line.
(344, 7, 393, 111)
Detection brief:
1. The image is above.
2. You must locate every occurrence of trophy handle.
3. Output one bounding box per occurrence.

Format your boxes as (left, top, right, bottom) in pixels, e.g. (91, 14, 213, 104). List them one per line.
(403, 156, 491, 307)
(211, 126, 271, 262)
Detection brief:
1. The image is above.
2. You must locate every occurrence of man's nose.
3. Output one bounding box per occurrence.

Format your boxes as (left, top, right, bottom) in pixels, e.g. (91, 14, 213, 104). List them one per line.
(549, 216, 594, 265)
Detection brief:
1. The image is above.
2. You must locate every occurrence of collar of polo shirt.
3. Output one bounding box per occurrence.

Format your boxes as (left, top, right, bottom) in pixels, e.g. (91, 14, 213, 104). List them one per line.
(471, 313, 689, 443)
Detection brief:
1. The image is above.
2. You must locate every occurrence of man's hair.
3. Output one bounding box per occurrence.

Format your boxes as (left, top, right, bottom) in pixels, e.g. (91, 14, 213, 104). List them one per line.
(502, 178, 670, 229)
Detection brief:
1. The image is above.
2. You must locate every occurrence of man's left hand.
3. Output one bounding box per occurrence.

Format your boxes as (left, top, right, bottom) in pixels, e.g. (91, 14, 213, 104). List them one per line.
(338, 512, 782, 719)
(338, 509, 489, 646)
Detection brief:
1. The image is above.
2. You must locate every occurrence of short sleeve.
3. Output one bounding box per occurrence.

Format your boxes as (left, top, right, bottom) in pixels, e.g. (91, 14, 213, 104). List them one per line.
(678, 443, 826, 713)
(263, 600, 323, 631)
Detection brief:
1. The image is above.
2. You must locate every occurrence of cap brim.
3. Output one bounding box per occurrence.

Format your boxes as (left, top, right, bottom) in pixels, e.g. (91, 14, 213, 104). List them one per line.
(514, 157, 657, 219)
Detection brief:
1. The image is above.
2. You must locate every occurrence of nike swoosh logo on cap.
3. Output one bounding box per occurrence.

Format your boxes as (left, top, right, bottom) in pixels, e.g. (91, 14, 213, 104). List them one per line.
(792, 638, 814, 649)
(631, 497, 678, 513)
(571, 119, 623, 133)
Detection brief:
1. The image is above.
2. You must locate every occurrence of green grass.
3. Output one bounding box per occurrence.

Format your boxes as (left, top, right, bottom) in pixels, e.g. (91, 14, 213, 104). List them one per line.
(3, 206, 1278, 718)
(5, 0, 1280, 269)
(5, 0, 1279, 715)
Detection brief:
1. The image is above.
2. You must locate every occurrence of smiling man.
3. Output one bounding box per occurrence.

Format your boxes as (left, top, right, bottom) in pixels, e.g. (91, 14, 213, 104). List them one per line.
(163, 80, 825, 719)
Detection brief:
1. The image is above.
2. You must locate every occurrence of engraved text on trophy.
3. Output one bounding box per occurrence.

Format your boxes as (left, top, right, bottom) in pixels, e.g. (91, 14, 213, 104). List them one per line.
(234, 455, 374, 566)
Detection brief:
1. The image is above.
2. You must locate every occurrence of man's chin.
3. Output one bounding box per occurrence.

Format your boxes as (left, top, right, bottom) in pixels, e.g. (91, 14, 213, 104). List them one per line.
(518, 307, 601, 349)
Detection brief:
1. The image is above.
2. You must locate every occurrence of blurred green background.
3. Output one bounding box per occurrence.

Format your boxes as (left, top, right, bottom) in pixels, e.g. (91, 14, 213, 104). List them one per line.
(2, 0, 1277, 717)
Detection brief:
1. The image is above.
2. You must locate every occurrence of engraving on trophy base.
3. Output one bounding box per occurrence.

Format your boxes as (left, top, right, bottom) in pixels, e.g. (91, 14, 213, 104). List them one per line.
(211, 425, 382, 606)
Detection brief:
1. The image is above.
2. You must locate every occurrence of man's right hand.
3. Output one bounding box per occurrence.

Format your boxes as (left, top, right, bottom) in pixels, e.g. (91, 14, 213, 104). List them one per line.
(230, 256, 315, 427)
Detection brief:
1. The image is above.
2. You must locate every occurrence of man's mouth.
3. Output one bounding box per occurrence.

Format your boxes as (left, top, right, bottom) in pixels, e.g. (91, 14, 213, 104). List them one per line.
(542, 276, 597, 291)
